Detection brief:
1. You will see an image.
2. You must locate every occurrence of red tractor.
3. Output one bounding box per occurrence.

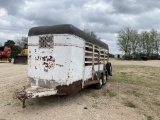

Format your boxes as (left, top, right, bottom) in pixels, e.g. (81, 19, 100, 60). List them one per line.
(0, 46, 11, 62)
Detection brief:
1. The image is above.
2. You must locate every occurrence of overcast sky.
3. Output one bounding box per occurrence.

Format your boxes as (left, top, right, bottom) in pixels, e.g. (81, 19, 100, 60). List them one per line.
(0, 0, 160, 54)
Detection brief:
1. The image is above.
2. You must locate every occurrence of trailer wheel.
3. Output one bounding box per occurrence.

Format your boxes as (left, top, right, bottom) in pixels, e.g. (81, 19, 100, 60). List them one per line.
(106, 62, 112, 76)
(95, 74, 103, 89)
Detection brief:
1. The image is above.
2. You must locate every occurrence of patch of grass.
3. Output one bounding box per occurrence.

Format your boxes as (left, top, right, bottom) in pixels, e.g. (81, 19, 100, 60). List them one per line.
(132, 90, 143, 97)
(124, 101, 136, 108)
(102, 89, 117, 97)
(126, 90, 143, 97)
(153, 101, 160, 106)
(28, 101, 34, 106)
(5, 102, 11, 106)
(146, 115, 153, 120)
(92, 102, 99, 109)
(90, 93, 99, 98)
(13, 88, 19, 92)
(109, 63, 160, 118)
(111, 65, 160, 90)
(37, 99, 46, 105)
(92, 104, 98, 108)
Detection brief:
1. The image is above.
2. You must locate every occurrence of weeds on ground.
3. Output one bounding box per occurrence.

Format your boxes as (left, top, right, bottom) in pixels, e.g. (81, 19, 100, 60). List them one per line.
(5, 102, 11, 106)
(111, 65, 160, 90)
(110, 64, 160, 118)
(92, 103, 98, 108)
(89, 89, 117, 98)
(124, 101, 136, 108)
(28, 101, 34, 106)
(90, 92, 99, 98)
(102, 89, 117, 97)
(131, 90, 143, 97)
(144, 115, 153, 120)
(126, 90, 143, 97)
(153, 101, 160, 106)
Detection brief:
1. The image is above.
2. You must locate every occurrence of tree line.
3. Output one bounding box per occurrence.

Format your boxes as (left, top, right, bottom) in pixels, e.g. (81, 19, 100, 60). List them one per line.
(117, 27, 160, 59)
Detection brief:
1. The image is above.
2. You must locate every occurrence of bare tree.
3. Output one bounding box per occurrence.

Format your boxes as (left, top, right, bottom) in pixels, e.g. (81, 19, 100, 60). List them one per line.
(150, 29, 159, 56)
(130, 30, 139, 58)
(157, 33, 160, 56)
(117, 27, 138, 57)
(16, 37, 28, 50)
(140, 31, 152, 57)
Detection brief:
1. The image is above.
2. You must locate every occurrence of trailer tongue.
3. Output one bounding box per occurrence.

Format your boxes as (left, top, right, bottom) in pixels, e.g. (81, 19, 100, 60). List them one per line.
(14, 86, 57, 108)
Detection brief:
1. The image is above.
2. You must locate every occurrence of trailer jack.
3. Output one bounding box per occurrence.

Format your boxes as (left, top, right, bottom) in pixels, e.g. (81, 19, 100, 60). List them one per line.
(14, 86, 28, 108)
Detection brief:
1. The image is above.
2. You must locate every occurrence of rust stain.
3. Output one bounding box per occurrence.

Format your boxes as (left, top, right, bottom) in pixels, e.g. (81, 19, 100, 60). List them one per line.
(56, 64, 63, 67)
(33, 55, 55, 72)
(56, 80, 82, 95)
(44, 68, 48, 72)
(66, 69, 70, 81)
(35, 56, 39, 60)
(28, 55, 32, 61)
(84, 78, 92, 83)
(41, 56, 55, 72)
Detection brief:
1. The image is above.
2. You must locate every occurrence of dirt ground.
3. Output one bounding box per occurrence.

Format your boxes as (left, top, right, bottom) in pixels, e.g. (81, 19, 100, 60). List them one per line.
(0, 59, 160, 120)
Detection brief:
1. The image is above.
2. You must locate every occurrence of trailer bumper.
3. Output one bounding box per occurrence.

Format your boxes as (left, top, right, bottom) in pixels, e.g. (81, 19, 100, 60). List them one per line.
(14, 86, 57, 108)
(26, 86, 57, 98)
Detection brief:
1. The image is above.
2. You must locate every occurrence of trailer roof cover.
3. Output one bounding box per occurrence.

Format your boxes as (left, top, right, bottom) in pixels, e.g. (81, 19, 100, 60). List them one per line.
(28, 24, 108, 50)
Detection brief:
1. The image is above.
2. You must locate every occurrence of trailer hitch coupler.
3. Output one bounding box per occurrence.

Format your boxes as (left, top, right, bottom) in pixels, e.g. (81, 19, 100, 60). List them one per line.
(14, 86, 28, 108)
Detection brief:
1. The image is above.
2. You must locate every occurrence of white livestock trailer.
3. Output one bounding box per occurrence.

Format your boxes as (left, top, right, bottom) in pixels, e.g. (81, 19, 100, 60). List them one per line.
(15, 24, 112, 108)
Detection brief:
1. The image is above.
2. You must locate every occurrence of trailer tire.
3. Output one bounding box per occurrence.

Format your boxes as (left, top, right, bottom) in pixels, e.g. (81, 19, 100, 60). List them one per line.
(106, 62, 112, 76)
(103, 74, 107, 85)
(95, 74, 103, 89)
